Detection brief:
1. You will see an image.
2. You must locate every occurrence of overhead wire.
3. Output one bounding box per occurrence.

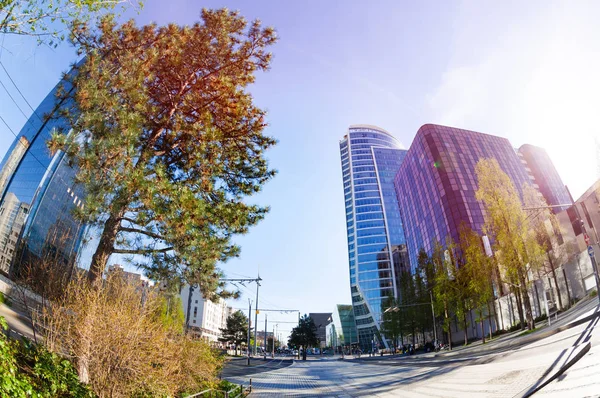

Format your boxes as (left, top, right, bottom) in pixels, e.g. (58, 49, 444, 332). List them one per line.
(0, 61, 42, 119)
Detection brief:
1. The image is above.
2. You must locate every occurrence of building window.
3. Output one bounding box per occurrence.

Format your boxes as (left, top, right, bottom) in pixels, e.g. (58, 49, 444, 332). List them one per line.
(195, 300, 198, 304)
(193, 307, 198, 318)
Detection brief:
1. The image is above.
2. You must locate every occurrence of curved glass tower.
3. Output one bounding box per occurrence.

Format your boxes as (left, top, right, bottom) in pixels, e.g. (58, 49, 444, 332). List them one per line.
(339, 125, 409, 351)
(0, 77, 88, 279)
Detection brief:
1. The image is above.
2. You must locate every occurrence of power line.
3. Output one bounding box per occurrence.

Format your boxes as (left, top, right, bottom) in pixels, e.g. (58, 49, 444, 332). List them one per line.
(0, 61, 40, 119)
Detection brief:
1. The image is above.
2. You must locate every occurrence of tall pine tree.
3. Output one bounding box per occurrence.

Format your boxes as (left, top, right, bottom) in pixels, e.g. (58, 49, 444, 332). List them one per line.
(49, 10, 277, 298)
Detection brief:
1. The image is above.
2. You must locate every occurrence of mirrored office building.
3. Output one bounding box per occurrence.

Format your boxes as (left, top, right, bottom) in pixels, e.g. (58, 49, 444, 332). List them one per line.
(0, 78, 88, 281)
(339, 125, 409, 351)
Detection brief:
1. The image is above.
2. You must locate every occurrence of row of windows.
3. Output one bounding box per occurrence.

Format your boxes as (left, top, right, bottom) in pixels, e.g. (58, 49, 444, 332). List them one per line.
(358, 269, 392, 280)
(354, 178, 378, 185)
(357, 243, 387, 255)
(355, 205, 382, 214)
(354, 184, 379, 192)
(355, 198, 381, 207)
(354, 191, 380, 199)
(353, 303, 369, 316)
(357, 227, 386, 237)
(353, 171, 377, 179)
(355, 317, 374, 326)
(356, 212, 383, 222)
(358, 252, 389, 263)
(356, 218, 385, 228)
(357, 235, 387, 246)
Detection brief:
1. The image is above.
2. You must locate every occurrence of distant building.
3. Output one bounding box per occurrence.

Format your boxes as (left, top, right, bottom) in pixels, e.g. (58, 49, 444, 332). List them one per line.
(326, 305, 358, 349)
(518, 144, 571, 212)
(107, 264, 145, 286)
(180, 285, 232, 344)
(0, 193, 29, 273)
(308, 312, 332, 348)
(0, 136, 29, 198)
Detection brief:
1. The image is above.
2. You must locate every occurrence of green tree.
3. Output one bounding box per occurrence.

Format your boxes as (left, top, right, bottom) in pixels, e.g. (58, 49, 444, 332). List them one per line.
(219, 311, 248, 356)
(523, 183, 574, 310)
(459, 225, 495, 343)
(431, 239, 457, 348)
(49, 10, 278, 298)
(475, 158, 536, 330)
(380, 295, 401, 351)
(288, 315, 318, 361)
(0, 0, 137, 46)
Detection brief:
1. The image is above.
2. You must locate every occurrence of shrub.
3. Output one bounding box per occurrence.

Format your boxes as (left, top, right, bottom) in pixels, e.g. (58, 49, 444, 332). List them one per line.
(590, 290, 598, 298)
(37, 273, 222, 397)
(0, 316, 93, 397)
(0, 291, 11, 307)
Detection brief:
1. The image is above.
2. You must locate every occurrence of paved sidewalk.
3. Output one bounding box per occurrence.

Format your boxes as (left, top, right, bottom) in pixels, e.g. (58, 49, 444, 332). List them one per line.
(228, 312, 600, 397)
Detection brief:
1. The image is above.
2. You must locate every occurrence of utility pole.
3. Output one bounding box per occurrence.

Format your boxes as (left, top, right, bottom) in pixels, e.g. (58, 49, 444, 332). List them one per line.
(246, 299, 252, 366)
(253, 274, 261, 356)
(263, 313, 268, 359)
(272, 324, 277, 358)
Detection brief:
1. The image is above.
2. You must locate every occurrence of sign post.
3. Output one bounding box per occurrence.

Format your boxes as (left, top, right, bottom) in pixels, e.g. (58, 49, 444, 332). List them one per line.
(589, 245, 600, 305)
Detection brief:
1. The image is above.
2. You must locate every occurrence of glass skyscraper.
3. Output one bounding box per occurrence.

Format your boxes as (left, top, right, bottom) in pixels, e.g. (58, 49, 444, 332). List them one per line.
(326, 304, 358, 349)
(0, 77, 88, 279)
(518, 144, 571, 212)
(394, 124, 532, 268)
(339, 125, 409, 351)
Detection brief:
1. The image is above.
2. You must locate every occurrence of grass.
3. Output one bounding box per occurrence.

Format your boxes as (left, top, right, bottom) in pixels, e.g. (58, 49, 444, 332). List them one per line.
(517, 327, 537, 337)
(0, 291, 12, 307)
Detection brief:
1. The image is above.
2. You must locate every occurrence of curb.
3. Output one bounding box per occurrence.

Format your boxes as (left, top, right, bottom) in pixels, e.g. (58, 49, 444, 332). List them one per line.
(433, 310, 600, 359)
(519, 341, 591, 397)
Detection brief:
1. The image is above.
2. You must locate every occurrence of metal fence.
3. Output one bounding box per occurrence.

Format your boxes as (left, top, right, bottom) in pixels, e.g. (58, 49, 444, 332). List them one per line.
(184, 380, 251, 398)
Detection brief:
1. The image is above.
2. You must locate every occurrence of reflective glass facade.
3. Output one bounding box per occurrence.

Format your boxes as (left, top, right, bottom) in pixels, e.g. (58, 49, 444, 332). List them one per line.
(0, 78, 87, 279)
(518, 144, 570, 212)
(394, 124, 530, 268)
(326, 304, 358, 348)
(339, 125, 408, 351)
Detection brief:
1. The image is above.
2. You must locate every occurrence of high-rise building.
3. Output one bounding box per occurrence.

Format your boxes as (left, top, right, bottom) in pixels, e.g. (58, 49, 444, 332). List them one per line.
(518, 144, 571, 212)
(0, 78, 88, 279)
(326, 304, 358, 349)
(181, 285, 231, 344)
(308, 312, 332, 348)
(394, 124, 531, 267)
(339, 125, 409, 351)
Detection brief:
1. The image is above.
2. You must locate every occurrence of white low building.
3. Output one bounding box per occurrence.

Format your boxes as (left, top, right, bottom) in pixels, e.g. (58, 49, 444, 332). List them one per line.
(180, 285, 232, 345)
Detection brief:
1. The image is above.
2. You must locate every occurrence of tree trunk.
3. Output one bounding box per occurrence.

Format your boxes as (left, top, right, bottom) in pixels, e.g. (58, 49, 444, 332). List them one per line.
(480, 313, 486, 344)
(513, 286, 525, 330)
(444, 301, 452, 350)
(562, 268, 571, 308)
(518, 268, 535, 330)
(88, 206, 127, 284)
(463, 312, 468, 346)
(548, 253, 563, 310)
(487, 301, 494, 340)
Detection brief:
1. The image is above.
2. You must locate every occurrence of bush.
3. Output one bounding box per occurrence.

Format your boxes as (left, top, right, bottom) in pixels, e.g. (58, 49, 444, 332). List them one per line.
(491, 329, 508, 338)
(0, 316, 93, 397)
(590, 290, 598, 298)
(0, 291, 11, 307)
(37, 273, 223, 398)
(507, 323, 524, 333)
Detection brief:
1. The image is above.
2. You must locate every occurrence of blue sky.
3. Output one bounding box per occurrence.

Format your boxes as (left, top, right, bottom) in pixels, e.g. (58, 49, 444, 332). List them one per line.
(1, 0, 599, 336)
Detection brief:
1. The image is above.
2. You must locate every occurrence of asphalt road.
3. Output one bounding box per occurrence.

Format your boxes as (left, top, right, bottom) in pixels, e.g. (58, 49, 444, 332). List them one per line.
(226, 298, 600, 397)
(220, 356, 294, 378)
